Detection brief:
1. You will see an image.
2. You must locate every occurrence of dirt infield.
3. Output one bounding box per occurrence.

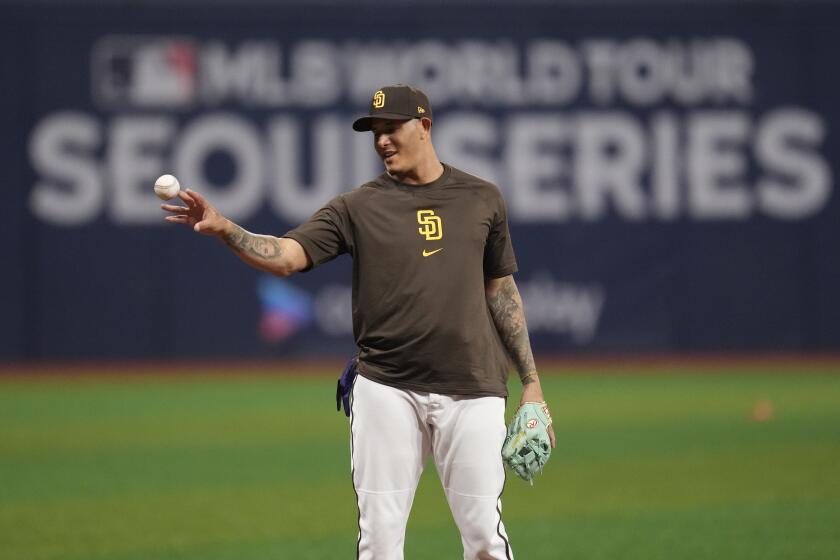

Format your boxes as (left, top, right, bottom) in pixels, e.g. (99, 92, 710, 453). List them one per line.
(2, 352, 839, 380)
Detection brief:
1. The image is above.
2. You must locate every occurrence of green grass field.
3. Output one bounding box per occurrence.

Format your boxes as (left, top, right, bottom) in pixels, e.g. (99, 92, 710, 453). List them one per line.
(2, 363, 840, 560)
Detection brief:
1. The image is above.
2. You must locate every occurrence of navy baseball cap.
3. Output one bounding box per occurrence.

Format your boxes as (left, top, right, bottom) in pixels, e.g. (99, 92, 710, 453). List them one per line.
(352, 84, 433, 132)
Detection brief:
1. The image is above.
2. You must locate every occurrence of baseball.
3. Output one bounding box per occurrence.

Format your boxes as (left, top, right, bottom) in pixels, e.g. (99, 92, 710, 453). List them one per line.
(154, 174, 180, 200)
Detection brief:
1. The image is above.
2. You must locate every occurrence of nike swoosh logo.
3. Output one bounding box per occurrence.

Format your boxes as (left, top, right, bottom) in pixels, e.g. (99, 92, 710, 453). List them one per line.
(422, 248, 443, 257)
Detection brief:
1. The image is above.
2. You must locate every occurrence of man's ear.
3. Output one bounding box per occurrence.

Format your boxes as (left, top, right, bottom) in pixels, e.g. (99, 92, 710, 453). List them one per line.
(420, 117, 433, 139)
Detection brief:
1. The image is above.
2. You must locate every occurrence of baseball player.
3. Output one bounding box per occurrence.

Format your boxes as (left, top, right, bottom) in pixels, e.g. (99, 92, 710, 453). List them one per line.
(162, 84, 555, 560)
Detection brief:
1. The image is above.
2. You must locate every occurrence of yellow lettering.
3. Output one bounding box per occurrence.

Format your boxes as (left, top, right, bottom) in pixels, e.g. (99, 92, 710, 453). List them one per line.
(417, 210, 443, 241)
(373, 91, 385, 109)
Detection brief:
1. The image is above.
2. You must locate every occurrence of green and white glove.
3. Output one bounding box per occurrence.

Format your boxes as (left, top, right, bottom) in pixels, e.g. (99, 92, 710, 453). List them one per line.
(502, 401, 553, 483)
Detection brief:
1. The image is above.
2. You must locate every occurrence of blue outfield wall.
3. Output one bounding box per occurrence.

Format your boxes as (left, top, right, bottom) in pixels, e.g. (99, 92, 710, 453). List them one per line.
(2, 3, 840, 360)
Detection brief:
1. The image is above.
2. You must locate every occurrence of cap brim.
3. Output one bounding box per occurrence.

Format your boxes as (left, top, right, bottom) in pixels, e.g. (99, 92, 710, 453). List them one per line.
(352, 113, 415, 132)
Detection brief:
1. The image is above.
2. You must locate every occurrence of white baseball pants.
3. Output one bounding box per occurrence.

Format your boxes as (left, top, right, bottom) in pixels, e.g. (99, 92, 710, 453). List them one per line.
(350, 374, 513, 560)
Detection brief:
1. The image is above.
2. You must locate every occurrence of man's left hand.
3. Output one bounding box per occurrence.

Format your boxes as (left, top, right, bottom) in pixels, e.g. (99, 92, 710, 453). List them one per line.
(502, 400, 554, 482)
(520, 378, 556, 449)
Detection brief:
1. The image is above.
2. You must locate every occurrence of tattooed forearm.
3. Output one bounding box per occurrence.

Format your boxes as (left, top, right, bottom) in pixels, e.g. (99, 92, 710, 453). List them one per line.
(486, 276, 537, 383)
(222, 224, 283, 262)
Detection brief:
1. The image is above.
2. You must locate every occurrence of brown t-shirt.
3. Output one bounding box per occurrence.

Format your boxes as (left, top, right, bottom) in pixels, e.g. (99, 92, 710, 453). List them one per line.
(284, 164, 518, 397)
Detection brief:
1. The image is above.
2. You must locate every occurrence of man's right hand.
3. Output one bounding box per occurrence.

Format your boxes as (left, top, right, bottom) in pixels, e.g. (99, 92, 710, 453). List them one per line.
(163, 188, 311, 276)
(161, 189, 231, 237)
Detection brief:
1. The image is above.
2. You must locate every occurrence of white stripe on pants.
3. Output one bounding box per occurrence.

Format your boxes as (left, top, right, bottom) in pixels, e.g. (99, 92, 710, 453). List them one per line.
(350, 374, 513, 560)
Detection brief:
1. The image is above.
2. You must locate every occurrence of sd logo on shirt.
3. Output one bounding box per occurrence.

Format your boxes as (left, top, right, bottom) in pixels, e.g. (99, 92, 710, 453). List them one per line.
(417, 210, 443, 241)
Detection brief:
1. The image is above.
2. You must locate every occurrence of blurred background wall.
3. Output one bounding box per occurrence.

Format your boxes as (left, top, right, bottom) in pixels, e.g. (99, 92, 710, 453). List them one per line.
(2, 0, 839, 361)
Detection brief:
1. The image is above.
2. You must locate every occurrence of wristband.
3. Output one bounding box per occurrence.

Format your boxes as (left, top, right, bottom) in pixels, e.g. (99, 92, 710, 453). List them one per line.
(519, 371, 538, 383)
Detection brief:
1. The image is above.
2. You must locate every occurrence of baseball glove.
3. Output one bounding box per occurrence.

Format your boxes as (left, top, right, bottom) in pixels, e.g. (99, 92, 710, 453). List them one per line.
(502, 401, 553, 483)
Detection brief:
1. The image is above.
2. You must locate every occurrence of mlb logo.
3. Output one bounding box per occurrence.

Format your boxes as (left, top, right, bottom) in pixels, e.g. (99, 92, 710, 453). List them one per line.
(92, 36, 197, 109)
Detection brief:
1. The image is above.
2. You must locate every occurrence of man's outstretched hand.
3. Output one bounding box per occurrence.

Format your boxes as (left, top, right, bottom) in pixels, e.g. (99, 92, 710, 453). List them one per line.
(161, 189, 229, 236)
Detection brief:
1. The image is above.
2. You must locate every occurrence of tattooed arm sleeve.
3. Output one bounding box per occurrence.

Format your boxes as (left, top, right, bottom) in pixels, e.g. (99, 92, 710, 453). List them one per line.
(221, 223, 309, 277)
(485, 275, 538, 385)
